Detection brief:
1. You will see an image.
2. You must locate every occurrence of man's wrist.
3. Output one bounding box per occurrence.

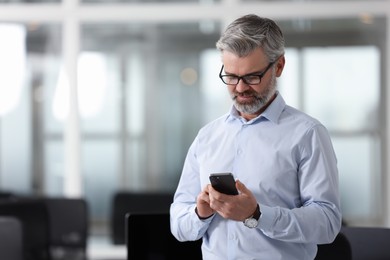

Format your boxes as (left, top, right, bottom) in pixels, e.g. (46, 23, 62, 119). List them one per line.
(252, 204, 261, 220)
(195, 207, 214, 220)
(243, 204, 261, 228)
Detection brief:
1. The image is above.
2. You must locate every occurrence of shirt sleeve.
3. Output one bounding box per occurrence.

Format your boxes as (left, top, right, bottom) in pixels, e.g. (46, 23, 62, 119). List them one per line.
(257, 124, 342, 244)
(170, 136, 213, 242)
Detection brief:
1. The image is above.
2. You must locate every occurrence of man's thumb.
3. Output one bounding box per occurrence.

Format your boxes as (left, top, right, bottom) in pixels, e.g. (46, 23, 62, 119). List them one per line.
(236, 180, 247, 193)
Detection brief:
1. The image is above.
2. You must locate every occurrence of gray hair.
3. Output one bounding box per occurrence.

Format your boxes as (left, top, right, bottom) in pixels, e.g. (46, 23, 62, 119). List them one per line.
(216, 14, 285, 63)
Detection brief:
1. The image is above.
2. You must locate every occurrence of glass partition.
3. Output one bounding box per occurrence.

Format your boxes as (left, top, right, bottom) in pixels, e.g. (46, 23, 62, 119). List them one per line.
(79, 21, 221, 220)
(0, 23, 62, 194)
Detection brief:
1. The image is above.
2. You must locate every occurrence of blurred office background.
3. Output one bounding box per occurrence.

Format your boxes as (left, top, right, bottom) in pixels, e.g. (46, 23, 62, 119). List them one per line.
(0, 0, 389, 256)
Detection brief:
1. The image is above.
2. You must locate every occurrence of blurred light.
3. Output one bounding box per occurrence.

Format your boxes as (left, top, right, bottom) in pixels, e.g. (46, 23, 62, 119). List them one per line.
(53, 67, 70, 121)
(359, 13, 374, 24)
(77, 52, 107, 118)
(0, 24, 26, 117)
(53, 52, 108, 121)
(180, 67, 198, 85)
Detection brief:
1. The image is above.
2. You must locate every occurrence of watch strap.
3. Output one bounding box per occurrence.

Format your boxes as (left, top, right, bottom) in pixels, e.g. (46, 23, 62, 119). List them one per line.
(252, 204, 261, 220)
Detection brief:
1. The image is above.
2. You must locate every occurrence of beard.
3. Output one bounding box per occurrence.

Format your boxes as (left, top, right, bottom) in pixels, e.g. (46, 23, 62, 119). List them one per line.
(231, 70, 277, 115)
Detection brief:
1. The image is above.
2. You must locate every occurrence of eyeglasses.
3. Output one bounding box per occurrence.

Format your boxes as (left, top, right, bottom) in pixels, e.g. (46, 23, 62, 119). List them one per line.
(219, 61, 275, 85)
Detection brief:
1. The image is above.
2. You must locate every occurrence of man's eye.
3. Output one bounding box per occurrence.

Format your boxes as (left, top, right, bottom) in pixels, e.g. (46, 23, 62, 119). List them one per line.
(225, 76, 238, 82)
(226, 76, 237, 80)
(244, 75, 259, 81)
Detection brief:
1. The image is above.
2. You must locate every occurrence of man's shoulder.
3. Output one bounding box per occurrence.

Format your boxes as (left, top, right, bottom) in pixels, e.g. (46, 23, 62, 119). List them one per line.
(196, 113, 231, 138)
(282, 105, 323, 129)
(200, 113, 229, 129)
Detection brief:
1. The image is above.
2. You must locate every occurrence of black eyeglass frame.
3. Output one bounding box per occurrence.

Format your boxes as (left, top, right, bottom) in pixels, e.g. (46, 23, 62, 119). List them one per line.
(218, 61, 275, 85)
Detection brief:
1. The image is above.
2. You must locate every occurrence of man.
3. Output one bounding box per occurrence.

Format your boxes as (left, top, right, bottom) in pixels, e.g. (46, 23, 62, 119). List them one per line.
(170, 14, 341, 260)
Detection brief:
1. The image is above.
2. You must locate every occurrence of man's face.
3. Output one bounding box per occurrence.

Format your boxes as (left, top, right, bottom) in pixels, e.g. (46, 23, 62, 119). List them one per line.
(221, 48, 284, 119)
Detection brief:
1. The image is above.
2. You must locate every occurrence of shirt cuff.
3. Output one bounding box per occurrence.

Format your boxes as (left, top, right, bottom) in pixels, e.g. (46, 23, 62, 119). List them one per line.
(195, 207, 215, 220)
(257, 204, 276, 230)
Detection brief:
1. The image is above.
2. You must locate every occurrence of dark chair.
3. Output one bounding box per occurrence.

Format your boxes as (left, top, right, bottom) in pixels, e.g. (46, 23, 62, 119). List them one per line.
(341, 226, 390, 260)
(0, 216, 23, 260)
(315, 232, 352, 260)
(111, 191, 173, 244)
(126, 212, 202, 260)
(0, 191, 13, 199)
(43, 197, 89, 260)
(0, 199, 51, 260)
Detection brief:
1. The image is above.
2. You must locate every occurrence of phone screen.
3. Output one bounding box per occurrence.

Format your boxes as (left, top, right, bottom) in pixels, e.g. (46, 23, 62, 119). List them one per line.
(209, 173, 238, 195)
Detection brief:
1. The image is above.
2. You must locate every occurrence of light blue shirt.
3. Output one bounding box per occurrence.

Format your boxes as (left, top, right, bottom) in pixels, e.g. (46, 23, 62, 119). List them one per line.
(170, 93, 342, 260)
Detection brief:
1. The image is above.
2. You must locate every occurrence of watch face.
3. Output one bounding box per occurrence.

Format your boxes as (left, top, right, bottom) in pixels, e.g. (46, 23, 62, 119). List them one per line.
(244, 218, 258, 228)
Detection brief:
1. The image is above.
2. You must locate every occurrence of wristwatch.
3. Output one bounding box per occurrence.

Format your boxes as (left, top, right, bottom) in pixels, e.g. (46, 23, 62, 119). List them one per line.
(243, 204, 261, 228)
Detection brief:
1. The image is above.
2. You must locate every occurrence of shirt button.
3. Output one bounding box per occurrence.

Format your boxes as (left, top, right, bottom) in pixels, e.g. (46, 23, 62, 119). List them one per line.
(229, 234, 236, 240)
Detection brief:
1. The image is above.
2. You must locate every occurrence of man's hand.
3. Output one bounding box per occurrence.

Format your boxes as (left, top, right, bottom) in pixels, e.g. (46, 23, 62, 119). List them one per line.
(208, 180, 258, 221)
(196, 184, 215, 219)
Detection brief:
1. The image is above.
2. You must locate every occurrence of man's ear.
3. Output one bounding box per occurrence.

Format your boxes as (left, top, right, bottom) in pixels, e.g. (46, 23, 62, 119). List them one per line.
(275, 55, 285, 77)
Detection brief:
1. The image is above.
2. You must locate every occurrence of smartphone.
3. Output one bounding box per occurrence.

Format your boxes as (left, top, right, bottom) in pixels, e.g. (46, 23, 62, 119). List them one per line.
(209, 173, 238, 195)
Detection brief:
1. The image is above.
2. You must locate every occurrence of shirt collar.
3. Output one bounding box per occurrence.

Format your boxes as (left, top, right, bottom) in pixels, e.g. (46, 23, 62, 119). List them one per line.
(225, 92, 286, 124)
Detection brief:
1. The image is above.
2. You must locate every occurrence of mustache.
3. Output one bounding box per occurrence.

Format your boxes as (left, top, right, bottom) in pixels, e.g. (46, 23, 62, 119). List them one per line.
(232, 91, 261, 100)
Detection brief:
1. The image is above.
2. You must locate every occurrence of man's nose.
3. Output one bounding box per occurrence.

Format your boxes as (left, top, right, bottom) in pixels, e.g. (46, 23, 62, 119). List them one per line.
(235, 79, 251, 92)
